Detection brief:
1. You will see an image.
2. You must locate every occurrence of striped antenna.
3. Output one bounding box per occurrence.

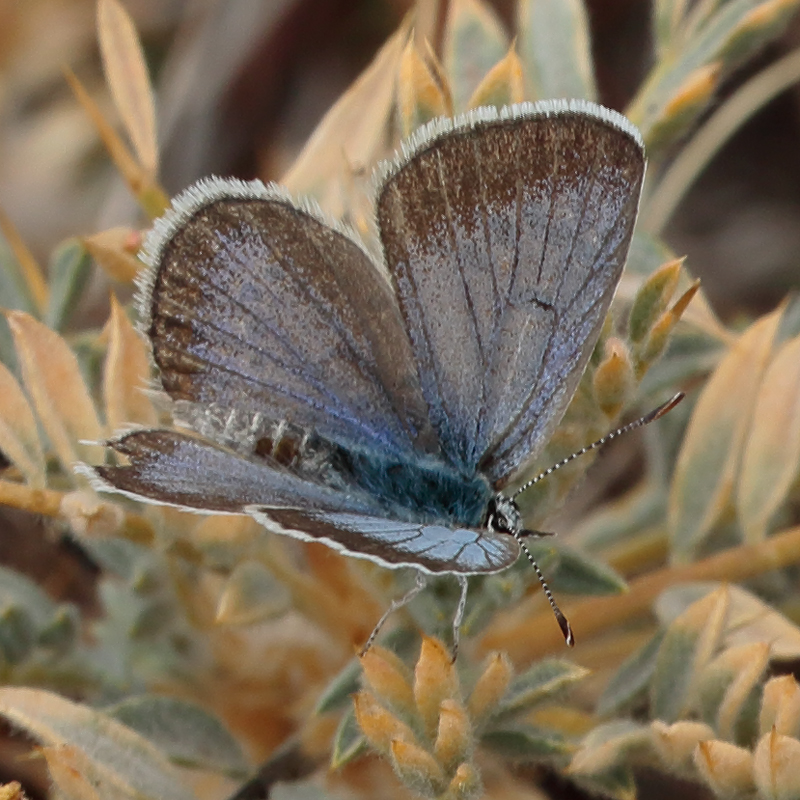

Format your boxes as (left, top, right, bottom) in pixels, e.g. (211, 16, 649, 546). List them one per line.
(508, 392, 685, 647)
(512, 393, 685, 501)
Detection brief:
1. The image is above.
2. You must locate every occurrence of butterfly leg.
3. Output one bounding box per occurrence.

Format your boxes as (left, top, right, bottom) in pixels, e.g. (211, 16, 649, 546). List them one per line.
(450, 576, 469, 662)
(360, 571, 427, 656)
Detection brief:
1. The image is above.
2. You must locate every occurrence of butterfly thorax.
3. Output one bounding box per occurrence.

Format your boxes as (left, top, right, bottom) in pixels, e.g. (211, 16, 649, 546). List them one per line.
(248, 418, 493, 527)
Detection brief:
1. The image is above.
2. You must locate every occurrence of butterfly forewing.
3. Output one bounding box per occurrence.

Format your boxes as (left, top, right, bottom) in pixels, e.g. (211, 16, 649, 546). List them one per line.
(377, 101, 645, 480)
(143, 180, 434, 458)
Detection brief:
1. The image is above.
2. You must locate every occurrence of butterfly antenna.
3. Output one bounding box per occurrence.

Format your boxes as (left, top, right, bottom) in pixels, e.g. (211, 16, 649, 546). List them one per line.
(512, 529, 574, 646)
(512, 392, 685, 501)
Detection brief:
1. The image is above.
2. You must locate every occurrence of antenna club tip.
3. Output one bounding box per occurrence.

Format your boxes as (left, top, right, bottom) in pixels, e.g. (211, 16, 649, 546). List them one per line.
(556, 613, 574, 646)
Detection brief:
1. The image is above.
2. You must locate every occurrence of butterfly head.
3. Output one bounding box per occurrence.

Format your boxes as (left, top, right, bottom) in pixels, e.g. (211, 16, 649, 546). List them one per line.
(485, 493, 522, 536)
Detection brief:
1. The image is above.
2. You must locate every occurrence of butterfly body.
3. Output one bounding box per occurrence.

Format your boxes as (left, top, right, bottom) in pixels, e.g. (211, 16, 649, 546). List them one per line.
(88, 98, 647, 643)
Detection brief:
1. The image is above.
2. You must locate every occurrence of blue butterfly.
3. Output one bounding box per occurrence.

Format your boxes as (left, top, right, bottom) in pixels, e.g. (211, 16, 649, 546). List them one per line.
(89, 99, 652, 654)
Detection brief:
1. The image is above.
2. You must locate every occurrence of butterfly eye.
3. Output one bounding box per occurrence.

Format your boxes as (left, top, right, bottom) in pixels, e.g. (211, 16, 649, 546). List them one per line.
(486, 495, 522, 534)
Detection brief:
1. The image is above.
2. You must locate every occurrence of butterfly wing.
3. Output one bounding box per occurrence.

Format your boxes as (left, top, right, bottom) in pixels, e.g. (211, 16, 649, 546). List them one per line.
(90, 429, 383, 515)
(140, 178, 435, 458)
(249, 507, 520, 575)
(377, 99, 645, 480)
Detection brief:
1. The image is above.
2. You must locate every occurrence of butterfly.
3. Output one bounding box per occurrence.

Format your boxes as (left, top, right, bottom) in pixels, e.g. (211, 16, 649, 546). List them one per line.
(88, 98, 652, 655)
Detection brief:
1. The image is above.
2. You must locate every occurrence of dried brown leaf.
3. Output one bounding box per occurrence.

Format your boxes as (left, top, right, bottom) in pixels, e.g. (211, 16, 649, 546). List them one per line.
(737, 333, 800, 543)
(0, 205, 48, 314)
(103, 294, 157, 430)
(0, 688, 194, 800)
(0, 480, 64, 517)
(466, 47, 525, 110)
(97, 0, 158, 175)
(753, 728, 800, 799)
(397, 38, 450, 137)
(83, 227, 142, 283)
(710, 642, 769, 741)
(414, 637, 460, 742)
(63, 66, 168, 219)
(0, 360, 45, 487)
(693, 739, 755, 798)
(443, 0, 509, 111)
(7, 311, 105, 474)
(282, 18, 410, 218)
(760, 675, 800, 736)
(40, 745, 103, 800)
(668, 307, 783, 559)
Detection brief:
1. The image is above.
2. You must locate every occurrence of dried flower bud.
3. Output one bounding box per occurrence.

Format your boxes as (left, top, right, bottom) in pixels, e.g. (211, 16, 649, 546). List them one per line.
(753, 728, 800, 800)
(593, 337, 633, 417)
(443, 762, 482, 800)
(434, 699, 473, 771)
(390, 738, 446, 798)
(360, 645, 415, 717)
(694, 739, 755, 798)
(651, 720, 716, 775)
(761, 675, 800, 737)
(467, 651, 513, 722)
(60, 490, 124, 539)
(353, 691, 417, 755)
(414, 636, 460, 741)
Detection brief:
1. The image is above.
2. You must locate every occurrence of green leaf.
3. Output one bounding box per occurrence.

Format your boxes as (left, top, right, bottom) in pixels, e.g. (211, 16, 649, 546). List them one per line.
(0, 687, 196, 800)
(650, 587, 728, 722)
(0, 605, 34, 665)
(494, 659, 589, 719)
(106, 695, 249, 777)
(480, 725, 571, 760)
(37, 604, 80, 652)
(628, 260, 682, 344)
(653, 0, 690, 55)
(630, 0, 800, 148)
(315, 659, 361, 715)
(330, 707, 367, 770)
(570, 720, 652, 780)
(668, 308, 783, 559)
(597, 632, 664, 716)
(216, 559, 291, 626)
(45, 238, 93, 331)
(547, 547, 627, 596)
(517, 0, 596, 100)
(572, 482, 667, 553)
(443, 0, 509, 111)
(0, 237, 38, 315)
(0, 237, 39, 369)
(0, 564, 59, 625)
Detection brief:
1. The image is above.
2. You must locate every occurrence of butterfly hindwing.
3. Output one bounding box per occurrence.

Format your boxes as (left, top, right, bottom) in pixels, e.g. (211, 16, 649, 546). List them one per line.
(249, 507, 520, 574)
(93, 429, 383, 515)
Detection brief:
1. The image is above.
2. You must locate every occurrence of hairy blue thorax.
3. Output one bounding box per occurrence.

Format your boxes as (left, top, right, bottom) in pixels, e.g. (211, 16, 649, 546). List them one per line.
(252, 425, 492, 527)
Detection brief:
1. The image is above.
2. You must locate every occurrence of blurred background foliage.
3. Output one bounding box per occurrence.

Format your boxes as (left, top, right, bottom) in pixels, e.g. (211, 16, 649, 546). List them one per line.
(1, 1, 800, 799)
